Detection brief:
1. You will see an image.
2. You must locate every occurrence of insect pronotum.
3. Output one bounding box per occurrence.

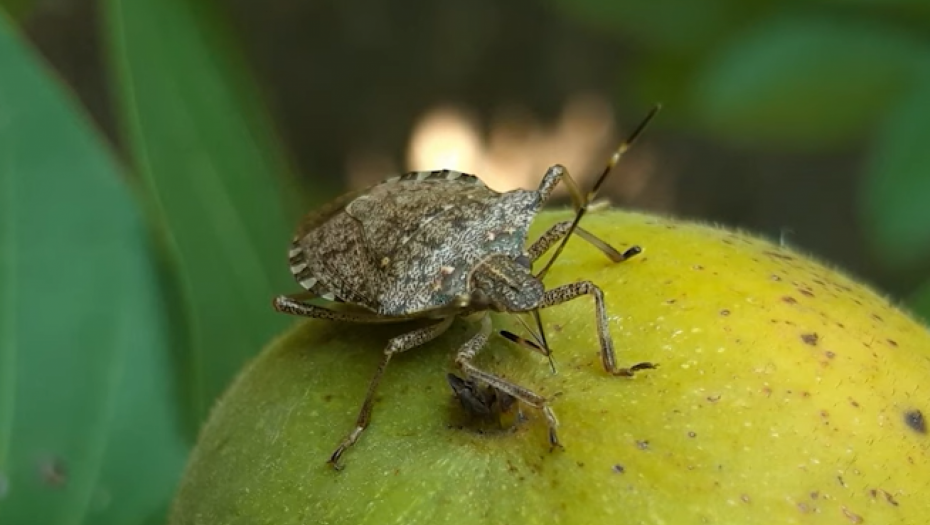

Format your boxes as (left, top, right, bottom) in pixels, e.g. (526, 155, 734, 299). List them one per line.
(273, 105, 661, 469)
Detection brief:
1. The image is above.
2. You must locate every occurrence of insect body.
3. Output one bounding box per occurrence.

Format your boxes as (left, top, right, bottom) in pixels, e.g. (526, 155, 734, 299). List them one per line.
(273, 106, 661, 469)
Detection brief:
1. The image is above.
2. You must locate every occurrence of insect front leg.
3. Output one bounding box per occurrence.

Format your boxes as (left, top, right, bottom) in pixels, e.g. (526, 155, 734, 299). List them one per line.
(455, 314, 562, 448)
(535, 164, 585, 211)
(527, 221, 641, 264)
(328, 315, 455, 469)
(539, 281, 656, 377)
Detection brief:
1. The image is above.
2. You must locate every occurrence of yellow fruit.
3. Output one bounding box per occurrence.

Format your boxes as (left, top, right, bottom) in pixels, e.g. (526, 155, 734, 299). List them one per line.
(170, 210, 930, 525)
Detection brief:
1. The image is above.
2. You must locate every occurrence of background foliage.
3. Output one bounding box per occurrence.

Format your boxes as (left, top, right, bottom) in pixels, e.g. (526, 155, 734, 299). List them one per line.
(1, 0, 929, 523)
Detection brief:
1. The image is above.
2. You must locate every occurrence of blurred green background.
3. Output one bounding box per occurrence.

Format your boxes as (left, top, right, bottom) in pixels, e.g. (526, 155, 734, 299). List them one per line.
(1, 0, 929, 523)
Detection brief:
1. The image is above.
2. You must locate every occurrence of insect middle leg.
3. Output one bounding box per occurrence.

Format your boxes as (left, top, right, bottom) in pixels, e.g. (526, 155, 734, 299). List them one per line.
(538, 281, 655, 376)
(455, 314, 562, 447)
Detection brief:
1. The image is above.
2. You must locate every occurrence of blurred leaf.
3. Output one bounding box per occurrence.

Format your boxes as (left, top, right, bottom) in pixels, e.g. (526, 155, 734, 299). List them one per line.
(816, 0, 930, 31)
(102, 0, 298, 428)
(820, 0, 930, 9)
(910, 279, 930, 323)
(860, 78, 930, 268)
(548, 0, 751, 55)
(0, 13, 186, 525)
(0, 0, 34, 21)
(691, 14, 929, 150)
(630, 52, 701, 125)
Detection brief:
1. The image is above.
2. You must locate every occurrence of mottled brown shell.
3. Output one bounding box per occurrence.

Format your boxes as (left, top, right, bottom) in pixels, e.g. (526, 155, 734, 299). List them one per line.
(288, 170, 542, 316)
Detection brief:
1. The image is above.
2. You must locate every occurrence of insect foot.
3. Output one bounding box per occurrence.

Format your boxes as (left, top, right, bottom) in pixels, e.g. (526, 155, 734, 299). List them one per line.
(272, 106, 662, 468)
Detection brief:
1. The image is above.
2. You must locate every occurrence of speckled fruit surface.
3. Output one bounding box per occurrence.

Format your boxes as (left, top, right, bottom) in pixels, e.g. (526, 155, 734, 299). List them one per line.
(170, 210, 930, 525)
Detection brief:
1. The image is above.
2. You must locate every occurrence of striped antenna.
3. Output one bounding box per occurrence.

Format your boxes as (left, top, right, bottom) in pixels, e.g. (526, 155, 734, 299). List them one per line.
(535, 104, 661, 281)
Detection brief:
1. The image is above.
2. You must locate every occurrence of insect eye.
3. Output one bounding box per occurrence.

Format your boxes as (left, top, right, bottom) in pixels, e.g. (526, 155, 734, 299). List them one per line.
(515, 254, 531, 268)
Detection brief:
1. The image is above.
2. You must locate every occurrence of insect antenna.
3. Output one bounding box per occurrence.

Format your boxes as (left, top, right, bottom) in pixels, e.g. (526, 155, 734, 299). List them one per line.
(499, 329, 546, 353)
(535, 104, 661, 281)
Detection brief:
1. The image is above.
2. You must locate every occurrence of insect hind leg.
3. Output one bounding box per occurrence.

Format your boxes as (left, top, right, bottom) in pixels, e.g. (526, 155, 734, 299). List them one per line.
(455, 314, 562, 448)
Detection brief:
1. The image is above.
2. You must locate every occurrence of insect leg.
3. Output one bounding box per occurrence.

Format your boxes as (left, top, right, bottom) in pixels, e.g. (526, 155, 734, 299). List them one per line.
(535, 164, 586, 211)
(329, 316, 455, 469)
(538, 281, 656, 376)
(272, 294, 402, 323)
(455, 314, 562, 447)
(527, 221, 641, 264)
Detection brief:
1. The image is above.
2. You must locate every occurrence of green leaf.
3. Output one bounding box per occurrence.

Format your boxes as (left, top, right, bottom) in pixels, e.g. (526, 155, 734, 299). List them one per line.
(102, 0, 299, 427)
(0, 13, 187, 525)
(860, 78, 930, 268)
(691, 14, 929, 150)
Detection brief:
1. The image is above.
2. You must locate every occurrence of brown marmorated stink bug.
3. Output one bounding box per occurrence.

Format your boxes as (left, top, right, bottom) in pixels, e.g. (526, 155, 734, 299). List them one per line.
(273, 105, 661, 469)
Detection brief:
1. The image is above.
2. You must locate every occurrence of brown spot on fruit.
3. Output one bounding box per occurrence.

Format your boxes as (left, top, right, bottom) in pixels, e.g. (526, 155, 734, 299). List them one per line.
(782, 296, 798, 305)
(799, 289, 815, 298)
(842, 506, 863, 524)
(764, 251, 794, 261)
(882, 489, 900, 507)
(801, 333, 819, 346)
(887, 339, 898, 347)
(720, 309, 730, 316)
(904, 409, 926, 434)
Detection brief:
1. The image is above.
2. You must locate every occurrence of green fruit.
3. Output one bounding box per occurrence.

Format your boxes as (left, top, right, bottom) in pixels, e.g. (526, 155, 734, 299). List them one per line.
(170, 210, 930, 524)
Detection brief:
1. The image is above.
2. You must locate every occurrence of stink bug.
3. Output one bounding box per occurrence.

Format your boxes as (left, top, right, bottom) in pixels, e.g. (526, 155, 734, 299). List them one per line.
(273, 105, 661, 469)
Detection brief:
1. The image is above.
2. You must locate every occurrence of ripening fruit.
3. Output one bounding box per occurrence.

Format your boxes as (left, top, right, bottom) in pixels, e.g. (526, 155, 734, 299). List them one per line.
(170, 210, 930, 525)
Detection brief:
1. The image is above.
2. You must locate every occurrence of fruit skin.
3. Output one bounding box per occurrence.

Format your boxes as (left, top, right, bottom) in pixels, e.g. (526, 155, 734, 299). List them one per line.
(170, 210, 930, 525)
